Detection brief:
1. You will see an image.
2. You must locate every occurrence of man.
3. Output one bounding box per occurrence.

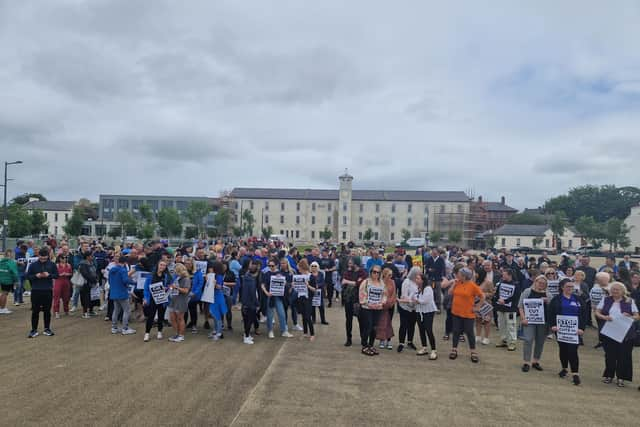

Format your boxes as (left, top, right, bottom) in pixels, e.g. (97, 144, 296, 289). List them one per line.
(537, 251, 551, 267)
(0, 249, 19, 314)
(341, 257, 367, 347)
(78, 251, 98, 318)
(494, 268, 521, 351)
(576, 256, 597, 289)
(619, 255, 636, 271)
(598, 255, 619, 278)
(424, 248, 445, 310)
(318, 248, 336, 307)
(501, 253, 523, 284)
(69, 241, 89, 312)
(240, 259, 261, 344)
(365, 250, 383, 273)
(25, 248, 59, 338)
(108, 255, 136, 335)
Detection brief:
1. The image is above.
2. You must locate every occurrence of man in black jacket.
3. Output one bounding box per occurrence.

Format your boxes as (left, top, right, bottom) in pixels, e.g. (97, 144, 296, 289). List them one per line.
(26, 248, 59, 338)
(78, 252, 98, 318)
(424, 248, 445, 310)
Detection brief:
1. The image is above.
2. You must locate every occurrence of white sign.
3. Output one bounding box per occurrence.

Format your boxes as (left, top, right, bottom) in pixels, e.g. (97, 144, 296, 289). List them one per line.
(150, 282, 168, 305)
(293, 275, 308, 298)
(222, 285, 231, 297)
(269, 276, 286, 297)
(523, 298, 545, 324)
(601, 315, 634, 343)
(367, 285, 383, 306)
(312, 289, 322, 307)
(90, 286, 101, 301)
(136, 271, 151, 290)
(547, 280, 560, 298)
(26, 256, 39, 271)
(200, 274, 216, 304)
(169, 281, 179, 297)
(195, 261, 208, 276)
(498, 283, 515, 308)
(556, 315, 579, 344)
(477, 302, 493, 318)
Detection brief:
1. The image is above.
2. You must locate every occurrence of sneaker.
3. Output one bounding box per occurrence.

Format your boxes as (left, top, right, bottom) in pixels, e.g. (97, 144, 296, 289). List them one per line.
(259, 317, 266, 324)
(282, 331, 294, 338)
(99, 304, 106, 311)
(522, 364, 530, 372)
(55, 313, 61, 319)
(122, 328, 136, 335)
(207, 332, 215, 339)
(386, 343, 393, 350)
(212, 334, 220, 341)
(572, 375, 581, 386)
(496, 341, 508, 348)
(481, 338, 490, 345)
(191, 326, 198, 334)
(88, 311, 98, 317)
(243, 336, 254, 345)
(103, 316, 110, 322)
(344, 339, 352, 347)
(43, 328, 54, 336)
(558, 369, 568, 378)
(28, 330, 39, 338)
(82, 313, 91, 319)
(70, 305, 77, 312)
(0, 308, 11, 314)
(417, 347, 429, 356)
(23, 291, 31, 297)
(169, 335, 180, 342)
(14, 302, 20, 306)
(532, 363, 543, 371)
(507, 343, 516, 351)
(294, 324, 304, 331)
(407, 342, 417, 350)
(143, 333, 150, 342)
(268, 331, 275, 339)
(429, 350, 438, 360)
(157, 332, 163, 340)
(111, 327, 121, 334)
(379, 341, 386, 349)
(397, 344, 404, 353)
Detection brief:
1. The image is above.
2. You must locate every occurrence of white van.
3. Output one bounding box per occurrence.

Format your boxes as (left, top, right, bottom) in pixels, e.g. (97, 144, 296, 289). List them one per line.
(269, 234, 287, 242)
(405, 237, 427, 247)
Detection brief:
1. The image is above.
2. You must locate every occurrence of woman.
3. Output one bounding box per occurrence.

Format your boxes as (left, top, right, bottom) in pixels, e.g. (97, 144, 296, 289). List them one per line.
(397, 267, 420, 353)
(78, 251, 98, 318)
(309, 262, 328, 325)
(168, 263, 191, 343)
(475, 266, 495, 346)
(294, 259, 315, 341)
(359, 266, 386, 356)
(280, 258, 302, 332)
(222, 262, 236, 331)
(142, 260, 171, 342)
(595, 281, 639, 387)
(53, 255, 72, 318)
(183, 257, 204, 333)
(414, 273, 438, 359)
(549, 278, 587, 386)
(208, 261, 229, 341)
(341, 257, 367, 347)
(518, 275, 549, 372)
(448, 266, 485, 363)
(376, 268, 397, 350)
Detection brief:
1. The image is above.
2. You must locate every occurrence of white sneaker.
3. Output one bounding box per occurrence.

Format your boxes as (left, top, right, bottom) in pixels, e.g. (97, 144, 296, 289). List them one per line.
(213, 334, 220, 341)
(259, 317, 266, 323)
(0, 308, 12, 314)
(23, 291, 30, 297)
(55, 313, 61, 319)
(429, 350, 438, 360)
(122, 328, 136, 335)
(99, 304, 106, 312)
(14, 302, 20, 306)
(70, 305, 77, 312)
(294, 324, 304, 331)
(143, 333, 150, 342)
(481, 338, 490, 345)
(243, 336, 254, 345)
(157, 332, 163, 340)
(82, 313, 90, 319)
(282, 331, 294, 338)
(169, 335, 180, 342)
(111, 327, 121, 334)
(268, 331, 275, 339)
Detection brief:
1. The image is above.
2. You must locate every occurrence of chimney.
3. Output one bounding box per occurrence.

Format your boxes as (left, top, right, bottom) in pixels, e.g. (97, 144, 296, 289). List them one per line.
(501, 196, 505, 205)
(478, 195, 483, 203)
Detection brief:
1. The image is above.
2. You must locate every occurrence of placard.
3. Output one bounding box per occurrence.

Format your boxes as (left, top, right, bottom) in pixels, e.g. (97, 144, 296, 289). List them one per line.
(150, 282, 168, 305)
(394, 263, 406, 274)
(523, 298, 545, 324)
(498, 283, 515, 308)
(195, 261, 208, 276)
(26, 257, 39, 271)
(601, 315, 634, 343)
(312, 289, 322, 307)
(547, 280, 559, 298)
(169, 282, 179, 297)
(293, 275, 308, 298)
(477, 302, 493, 318)
(90, 286, 101, 301)
(367, 285, 383, 306)
(136, 271, 151, 290)
(269, 276, 286, 297)
(556, 315, 579, 344)
(411, 255, 423, 268)
(222, 285, 231, 297)
(200, 274, 216, 304)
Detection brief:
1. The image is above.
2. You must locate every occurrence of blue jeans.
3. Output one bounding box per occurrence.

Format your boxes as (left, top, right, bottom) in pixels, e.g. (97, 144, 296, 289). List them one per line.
(71, 286, 80, 307)
(14, 275, 25, 303)
(231, 277, 240, 305)
(266, 297, 287, 333)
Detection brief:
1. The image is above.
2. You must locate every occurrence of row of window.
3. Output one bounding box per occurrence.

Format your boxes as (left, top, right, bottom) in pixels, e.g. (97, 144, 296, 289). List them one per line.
(103, 199, 192, 211)
(239, 200, 465, 214)
(43, 213, 69, 222)
(283, 230, 350, 240)
(262, 214, 427, 227)
(502, 238, 574, 248)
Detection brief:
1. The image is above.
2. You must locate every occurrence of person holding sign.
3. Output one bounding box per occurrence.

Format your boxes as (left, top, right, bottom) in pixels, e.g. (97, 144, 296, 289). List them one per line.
(590, 272, 611, 349)
(294, 259, 315, 341)
(108, 256, 137, 336)
(375, 268, 397, 350)
(518, 275, 550, 372)
(142, 261, 172, 342)
(167, 264, 192, 343)
(595, 282, 639, 387)
(549, 278, 587, 386)
(494, 269, 522, 352)
(309, 262, 328, 325)
(358, 266, 387, 356)
(261, 260, 293, 339)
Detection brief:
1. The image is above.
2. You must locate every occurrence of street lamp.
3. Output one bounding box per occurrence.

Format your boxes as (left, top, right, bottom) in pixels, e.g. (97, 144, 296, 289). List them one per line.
(3, 160, 23, 251)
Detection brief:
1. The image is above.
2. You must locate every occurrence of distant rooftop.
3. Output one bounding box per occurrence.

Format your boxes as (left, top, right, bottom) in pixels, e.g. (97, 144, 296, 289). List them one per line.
(486, 202, 517, 212)
(494, 224, 550, 236)
(23, 200, 75, 211)
(230, 188, 470, 202)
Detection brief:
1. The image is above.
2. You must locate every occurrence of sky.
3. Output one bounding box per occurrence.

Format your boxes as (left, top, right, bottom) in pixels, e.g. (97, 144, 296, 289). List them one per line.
(1, 1, 640, 210)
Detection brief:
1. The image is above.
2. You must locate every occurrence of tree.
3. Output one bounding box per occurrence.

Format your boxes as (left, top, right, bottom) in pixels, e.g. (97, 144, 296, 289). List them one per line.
(30, 210, 48, 236)
(429, 231, 442, 244)
(448, 229, 462, 244)
(485, 234, 497, 249)
(184, 226, 198, 240)
(138, 204, 154, 222)
(158, 208, 182, 237)
(116, 210, 137, 236)
(261, 226, 274, 239)
(574, 215, 604, 247)
(136, 204, 156, 239)
(319, 227, 332, 241)
(185, 201, 211, 237)
(241, 209, 255, 236)
(108, 227, 121, 239)
(401, 228, 411, 241)
(64, 206, 85, 237)
(506, 212, 546, 225)
(363, 228, 373, 241)
(232, 226, 243, 237)
(550, 212, 568, 250)
(11, 193, 46, 205)
(76, 198, 98, 220)
(138, 223, 155, 240)
(214, 208, 231, 236)
(544, 185, 640, 223)
(603, 218, 632, 251)
(532, 236, 544, 248)
(7, 204, 31, 237)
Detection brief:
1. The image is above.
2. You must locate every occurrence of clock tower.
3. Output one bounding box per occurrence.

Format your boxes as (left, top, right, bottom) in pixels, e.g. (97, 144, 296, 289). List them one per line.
(338, 170, 353, 242)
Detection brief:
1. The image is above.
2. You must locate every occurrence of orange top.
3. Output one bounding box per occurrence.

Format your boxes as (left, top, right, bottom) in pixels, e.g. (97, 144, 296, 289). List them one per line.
(451, 281, 484, 319)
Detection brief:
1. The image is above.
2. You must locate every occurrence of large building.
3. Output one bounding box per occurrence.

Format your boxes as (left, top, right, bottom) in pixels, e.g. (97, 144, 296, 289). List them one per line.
(24, 200, 75, 237)
(492, 224, 584, 251)
(624, 205, 640, 253)
(230, 172, 471, 244)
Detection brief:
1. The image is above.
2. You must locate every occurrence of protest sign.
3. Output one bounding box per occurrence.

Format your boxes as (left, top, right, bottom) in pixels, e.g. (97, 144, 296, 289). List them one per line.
(367, 285, 383, 306)
(90, 286, 101, 301)
(312, 289, 322, 307)
(523, 299, 545, 324)
(136, 271, 151, 290)
(498, 283, 515, 307)
(195, 261, 208, 276)
(200, 275, 216, 304)
(411, 255, 423, 268)
(547, 280, 559, 298)
(222, 285, 231, 297)
(556, 315, 579, 344)
(292, 275, 308, 298)
(477, 302, 493, 318)
(270, 276, 286, 297)
(26, 257, 39, 272)
(150, 282, 168, 305)
(601, 315, 634, 343)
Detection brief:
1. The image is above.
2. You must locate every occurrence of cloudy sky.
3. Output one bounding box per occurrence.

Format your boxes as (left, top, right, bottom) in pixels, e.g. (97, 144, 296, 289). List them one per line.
(2, 1, 639, 209)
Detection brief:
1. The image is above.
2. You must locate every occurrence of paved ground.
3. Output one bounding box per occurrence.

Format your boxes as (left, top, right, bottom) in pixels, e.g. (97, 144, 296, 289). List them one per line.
(1, 298, 639, 427)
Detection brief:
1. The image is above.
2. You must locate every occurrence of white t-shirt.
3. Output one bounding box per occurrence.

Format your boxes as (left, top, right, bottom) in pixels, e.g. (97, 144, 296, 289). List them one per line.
(596, 298, 639, 316)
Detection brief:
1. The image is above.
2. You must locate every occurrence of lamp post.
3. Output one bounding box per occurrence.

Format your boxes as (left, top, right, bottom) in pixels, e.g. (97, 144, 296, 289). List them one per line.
(3, 161, 23, 251)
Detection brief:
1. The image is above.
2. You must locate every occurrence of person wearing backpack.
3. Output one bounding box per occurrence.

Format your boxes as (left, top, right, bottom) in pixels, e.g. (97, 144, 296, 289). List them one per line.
(0, 249, 19, 314)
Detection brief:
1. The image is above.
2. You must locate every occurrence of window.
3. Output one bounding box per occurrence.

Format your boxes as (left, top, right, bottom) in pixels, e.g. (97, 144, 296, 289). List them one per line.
(343, 202, 347, 212)
(296, 202, 300, 211)
(312, 216, 316, 225)
(162, 200, 173, 209)
(408, 218, 412, 226)
(408, 204, 412, 213)
(280, 230, 284, 235)
(64, 213, 68, 221)
(234, 202, 239, 210)
(457, 204, 463, 213)
(568, 240, 573, 248)
(343, 216, 347, 225)
(359, 203, 363, 212)
(103, 199, 114, 209)
(54, 213, 58, 221)
(147, 200, 159, 211)
(545, 239, 550, 248)
(296, 230, 300, 238)
(132, 200, 143, 211)
(249, 200, 254, 209)
(327, 203, 332, 211)
(390, 232, 395, 241)
(117, 199, 129, 209)
(424, 217, 428, 227)
(374, 232, 379, 240)
(342, 231, 347, 239)
(311, 231, 315, 239)
(440, 205, 445, 213)
(176, 201, 188, 211)
(516, 238, 521, 246)
(280, 215, 284, 224)
(44, 213, 48, 220)
(358, 232, 363, 239)
(265, 201, 269, 211)
(286, 230, 289, 238)
(265, 215, 269, 224)
(55, 226, 58, 235)
(375, 217, 379, 226)
(391, 203, 396, 213)
(359, 216, 363, 225)
(296, 216, 300, 224)
(312, 202, 316, 211)
(375, 203, 380, 213)
(281, 202, 285, 211)
(424, 205, 428, 213)
(327, 216, 332, 225)
(391, 217, 395, 226)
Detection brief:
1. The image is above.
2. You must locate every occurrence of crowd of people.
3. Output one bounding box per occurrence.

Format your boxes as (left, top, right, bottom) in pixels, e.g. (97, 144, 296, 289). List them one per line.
(1, 237, 639, 390)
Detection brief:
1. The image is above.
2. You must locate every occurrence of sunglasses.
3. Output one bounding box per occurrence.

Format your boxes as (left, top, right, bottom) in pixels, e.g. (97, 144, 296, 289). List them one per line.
(268, 264, 276, 267)
(371, 270, 381, 274)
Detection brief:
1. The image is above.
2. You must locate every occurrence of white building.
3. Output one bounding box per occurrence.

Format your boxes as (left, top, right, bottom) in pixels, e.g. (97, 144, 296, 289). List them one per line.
(493, 224, 584, 251)
(624, 205, 640, 252)
(230, 172, 471, 245)
(23, 200, 75, 237)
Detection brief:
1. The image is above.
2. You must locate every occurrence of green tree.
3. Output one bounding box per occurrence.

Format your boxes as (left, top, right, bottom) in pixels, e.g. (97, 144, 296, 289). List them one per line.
(30, 210, 48, 235)
(261, 226, 274, 239)
(63, 206, 85, 237)
(550, 212, 568, 250)
(232, 226, 243, 237)
(507, 212, 546, 225)
(448, 229, 462, 244)
(319, 227, 332, 241)
(158, 208, 182, 237)
(206, 227, 217, 238)
(401, 228, 411, 241)
(7, 204, 31, 237)
(138, 204, 154, 222)
(485, 234, 497, 249)
(11, 193, 46, 205)
(532, 236, 544, 248)
(136, 204, 156, 239)
(185, 201, 211, 237)
(544, 185, 640, 223)
(108, 227, 121, 239)
(603, 218, 632, 251)
(241, 209, 255, 236)
(116, 210, 137, 236)
(76, 198, 98, 220)
(429, 231, 442, 244)
(184, 226, 198, 240)
(363, 228, 373, 241)
(574, 215, 605, 247)
(214, 208, 231, 236)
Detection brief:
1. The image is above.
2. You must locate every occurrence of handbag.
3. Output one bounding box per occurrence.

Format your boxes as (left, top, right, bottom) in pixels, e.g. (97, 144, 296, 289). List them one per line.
(70, 270, 86, 287)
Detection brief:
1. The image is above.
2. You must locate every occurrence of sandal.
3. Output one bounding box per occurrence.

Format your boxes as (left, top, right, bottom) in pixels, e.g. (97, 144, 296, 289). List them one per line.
(371, 347, 379, 355)
(362, 347, 371, 356)
(470, 352, 479, 363)
(449, 349, 458, 360)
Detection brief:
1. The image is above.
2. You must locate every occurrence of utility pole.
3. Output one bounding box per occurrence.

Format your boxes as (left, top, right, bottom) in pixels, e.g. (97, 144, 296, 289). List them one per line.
(3, 161, 23, 251)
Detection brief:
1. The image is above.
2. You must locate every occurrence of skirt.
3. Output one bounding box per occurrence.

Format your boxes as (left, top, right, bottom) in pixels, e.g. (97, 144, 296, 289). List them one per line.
(375, 308, 394, 340)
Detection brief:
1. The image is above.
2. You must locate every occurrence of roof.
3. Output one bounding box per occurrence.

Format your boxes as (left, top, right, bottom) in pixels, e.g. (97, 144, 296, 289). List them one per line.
(23, 200, 75, 211)
(230, 188, 469, 203)
(493, 224, 550, 236)
(486, 202, 517, 212)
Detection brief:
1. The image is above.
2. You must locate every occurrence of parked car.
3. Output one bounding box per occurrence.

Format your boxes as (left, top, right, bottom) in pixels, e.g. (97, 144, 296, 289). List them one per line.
(405, 237, 427, 247)
(510, 246, 533, 253)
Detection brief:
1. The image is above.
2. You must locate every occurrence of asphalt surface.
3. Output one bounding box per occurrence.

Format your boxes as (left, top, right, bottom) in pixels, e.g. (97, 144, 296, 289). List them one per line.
(1, 297, 639, 426)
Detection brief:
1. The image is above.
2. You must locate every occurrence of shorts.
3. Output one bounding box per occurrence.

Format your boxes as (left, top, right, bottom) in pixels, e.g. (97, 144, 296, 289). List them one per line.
(1, 284, 14, 293)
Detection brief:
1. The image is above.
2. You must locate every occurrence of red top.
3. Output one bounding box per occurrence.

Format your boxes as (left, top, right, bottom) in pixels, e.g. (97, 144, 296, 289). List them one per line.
(55, 263, 72, 285)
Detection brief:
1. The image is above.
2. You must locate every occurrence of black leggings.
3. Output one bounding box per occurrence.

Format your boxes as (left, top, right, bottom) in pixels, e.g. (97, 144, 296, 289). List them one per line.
(558, 342, 579, 373)
(452, 315, 476, 349)
(185, 300, 199, 327)
(360, 308, 381, 347)
(398, 305, 416, 344)
(417, 311, 437, 350)
(297, 298, 314, 336)
(224, 295, 233, 327)
(242, 307, 257, 337)
(144, 301, 166, 333)
(31, 289, 52, 331)
(80, 284, 92, 313)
